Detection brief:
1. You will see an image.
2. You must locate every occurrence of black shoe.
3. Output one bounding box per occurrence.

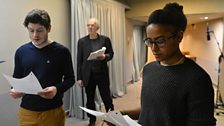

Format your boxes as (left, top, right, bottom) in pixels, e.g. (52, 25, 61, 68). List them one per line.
(88, 121, 95, 126)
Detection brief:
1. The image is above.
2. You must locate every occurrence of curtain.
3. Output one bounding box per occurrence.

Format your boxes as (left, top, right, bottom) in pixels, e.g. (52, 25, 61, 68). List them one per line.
(132, 26, 146, 82)
(69, 0, 127, 119)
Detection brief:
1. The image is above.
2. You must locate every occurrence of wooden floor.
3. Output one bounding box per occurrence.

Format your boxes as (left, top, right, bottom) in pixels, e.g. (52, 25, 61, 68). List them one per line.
(65, 80, 224, 126)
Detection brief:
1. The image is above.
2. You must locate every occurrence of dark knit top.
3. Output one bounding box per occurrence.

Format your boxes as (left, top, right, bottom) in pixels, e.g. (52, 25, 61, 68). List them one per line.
(13, 42, 75, 111)
(138, 58, 216, 126)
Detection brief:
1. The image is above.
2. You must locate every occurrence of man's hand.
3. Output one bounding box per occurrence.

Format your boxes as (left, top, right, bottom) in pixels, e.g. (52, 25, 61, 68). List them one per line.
(96, 54, 105, 60)
(38, 86, 57, 99)
(10, 88, 24, 99)
(77, 80, 84, 87)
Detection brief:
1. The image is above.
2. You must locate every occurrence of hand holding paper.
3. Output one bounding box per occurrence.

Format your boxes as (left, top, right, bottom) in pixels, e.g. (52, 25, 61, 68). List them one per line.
(79, 106, 141, 126)
(3, 72, 43, 95)
(87, 47, 106, 60)
(38, 86, 57, 99)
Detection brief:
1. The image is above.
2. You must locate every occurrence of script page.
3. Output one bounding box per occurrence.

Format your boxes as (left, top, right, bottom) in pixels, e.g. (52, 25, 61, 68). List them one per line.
(87, 47, 106, 60)
(3, 72, 43, 94)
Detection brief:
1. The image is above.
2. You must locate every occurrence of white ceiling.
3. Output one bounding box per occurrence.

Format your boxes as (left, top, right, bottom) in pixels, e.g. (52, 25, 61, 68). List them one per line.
(186, 13, 224, 24)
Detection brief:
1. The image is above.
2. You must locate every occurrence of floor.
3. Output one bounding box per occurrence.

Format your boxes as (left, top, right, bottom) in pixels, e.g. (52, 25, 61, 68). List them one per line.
(65, 80, 224, 126)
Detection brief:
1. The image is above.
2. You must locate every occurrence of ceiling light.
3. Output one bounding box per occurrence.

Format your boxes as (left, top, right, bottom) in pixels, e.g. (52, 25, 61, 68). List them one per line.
(204, 16, 209, 20)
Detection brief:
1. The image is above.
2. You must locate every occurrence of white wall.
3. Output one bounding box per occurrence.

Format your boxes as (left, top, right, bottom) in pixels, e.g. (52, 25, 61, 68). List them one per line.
(0, 0, 70, 125)
(181, 19, 224, 85)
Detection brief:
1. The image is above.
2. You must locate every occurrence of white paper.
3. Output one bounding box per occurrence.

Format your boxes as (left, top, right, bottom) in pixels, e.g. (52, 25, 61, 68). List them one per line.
(3, 72, 43, 95)
(87, 47, 106, 60)
(0, 58, 5, 63)
(79, 106, 141, 126)
(123, 115, 140, 126)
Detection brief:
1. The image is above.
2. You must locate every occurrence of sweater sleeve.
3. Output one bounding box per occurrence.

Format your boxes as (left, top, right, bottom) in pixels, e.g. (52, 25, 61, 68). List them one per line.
(55, 48, 75, 94)
(104, 36, 114, 62)
(76, 39, 83, 81)
(13, 49, 24, 78)
(187, 72, 216, 126)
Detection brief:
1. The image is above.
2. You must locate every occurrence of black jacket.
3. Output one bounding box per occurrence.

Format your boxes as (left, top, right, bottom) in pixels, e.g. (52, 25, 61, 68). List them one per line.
(77, 34, 114, 86)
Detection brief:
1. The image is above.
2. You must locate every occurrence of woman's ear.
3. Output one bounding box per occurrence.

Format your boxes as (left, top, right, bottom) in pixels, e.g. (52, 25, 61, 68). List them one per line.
(47, 25, 51, 32)
(176, 31, 183, 42)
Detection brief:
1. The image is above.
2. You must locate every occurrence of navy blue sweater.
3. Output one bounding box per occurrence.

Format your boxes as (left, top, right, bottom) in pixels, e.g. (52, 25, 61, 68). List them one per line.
(13, 42, 75, 111)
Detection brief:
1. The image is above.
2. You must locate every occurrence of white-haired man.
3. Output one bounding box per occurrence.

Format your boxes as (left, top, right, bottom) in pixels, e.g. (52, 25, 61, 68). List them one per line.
(77, 18, 114, 126)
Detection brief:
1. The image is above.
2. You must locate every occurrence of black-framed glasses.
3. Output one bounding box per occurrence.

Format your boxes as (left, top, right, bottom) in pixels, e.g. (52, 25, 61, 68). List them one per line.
(144, 33, 177, 47)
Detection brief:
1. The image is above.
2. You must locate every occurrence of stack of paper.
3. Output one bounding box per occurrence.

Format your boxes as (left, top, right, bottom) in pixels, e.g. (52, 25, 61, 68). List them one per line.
(87, 47, 106, 60)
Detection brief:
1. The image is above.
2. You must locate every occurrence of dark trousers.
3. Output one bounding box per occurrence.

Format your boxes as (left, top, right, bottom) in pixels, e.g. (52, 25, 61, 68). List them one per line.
(85, 72, 114, 122)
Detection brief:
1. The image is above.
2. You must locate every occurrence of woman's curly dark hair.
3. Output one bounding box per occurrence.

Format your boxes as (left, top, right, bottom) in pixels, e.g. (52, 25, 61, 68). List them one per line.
(147, 2, 187, 32)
